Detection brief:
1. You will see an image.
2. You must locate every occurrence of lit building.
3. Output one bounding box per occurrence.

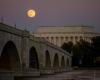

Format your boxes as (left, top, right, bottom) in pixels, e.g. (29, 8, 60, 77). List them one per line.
(33, 25, 100, 47)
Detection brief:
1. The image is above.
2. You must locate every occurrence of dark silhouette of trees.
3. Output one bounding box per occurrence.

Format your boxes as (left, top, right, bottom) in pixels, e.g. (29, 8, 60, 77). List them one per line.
(72, 39, 94, 67)
(61, 36, 100, 68)
(91, 36, 100, 66)
(61, 41, 73, 53)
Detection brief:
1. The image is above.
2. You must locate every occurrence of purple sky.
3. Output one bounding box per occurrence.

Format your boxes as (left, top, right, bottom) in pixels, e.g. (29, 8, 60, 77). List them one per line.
(0, 0, 100, 32)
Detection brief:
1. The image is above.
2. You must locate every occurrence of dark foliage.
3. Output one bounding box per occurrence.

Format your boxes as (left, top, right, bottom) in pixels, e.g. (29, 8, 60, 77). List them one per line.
(61, 41, 73, 53)
(61, 36, 100, 68)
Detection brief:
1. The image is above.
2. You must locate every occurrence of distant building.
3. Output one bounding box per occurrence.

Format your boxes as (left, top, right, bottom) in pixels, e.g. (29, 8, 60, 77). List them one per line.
(33, 25, 100, 47)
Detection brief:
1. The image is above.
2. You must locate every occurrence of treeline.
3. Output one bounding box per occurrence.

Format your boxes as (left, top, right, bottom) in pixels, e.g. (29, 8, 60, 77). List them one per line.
(61, 36, 100, 67)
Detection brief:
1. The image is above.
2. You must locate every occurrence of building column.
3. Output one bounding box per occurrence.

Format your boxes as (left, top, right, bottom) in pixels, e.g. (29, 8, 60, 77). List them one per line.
(55, 37, 58, 46)
(53, 37, 57, 45)
(49, 37, 52, 43)
(58, 37, 61, 47)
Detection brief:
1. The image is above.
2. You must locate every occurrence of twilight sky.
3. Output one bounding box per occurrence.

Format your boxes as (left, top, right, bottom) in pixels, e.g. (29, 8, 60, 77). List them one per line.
(0, 0, 100, 32)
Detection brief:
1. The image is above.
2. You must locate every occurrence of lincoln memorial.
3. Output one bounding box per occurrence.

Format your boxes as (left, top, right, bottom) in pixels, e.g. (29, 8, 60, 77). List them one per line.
(33, 25, 100, 47)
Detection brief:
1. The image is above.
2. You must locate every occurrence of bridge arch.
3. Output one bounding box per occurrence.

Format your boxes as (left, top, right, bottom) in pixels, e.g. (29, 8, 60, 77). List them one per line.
(53, 53, 59, 68)
(61, 56, 65, 68)
(0, 41, 21, 71)
(45, 50, 51, 68)
(29, 46, 39, 69)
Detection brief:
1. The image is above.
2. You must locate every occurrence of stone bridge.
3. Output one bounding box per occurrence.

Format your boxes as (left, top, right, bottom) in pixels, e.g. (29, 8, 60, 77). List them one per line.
(0, 23, 72, 80)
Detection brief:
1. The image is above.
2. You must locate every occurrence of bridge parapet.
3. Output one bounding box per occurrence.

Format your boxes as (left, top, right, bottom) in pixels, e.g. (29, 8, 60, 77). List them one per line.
(0, 23, 29, 37)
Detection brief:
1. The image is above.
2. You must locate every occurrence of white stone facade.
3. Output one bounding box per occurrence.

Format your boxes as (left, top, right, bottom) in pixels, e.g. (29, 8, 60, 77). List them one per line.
(33, 26, 100, 47)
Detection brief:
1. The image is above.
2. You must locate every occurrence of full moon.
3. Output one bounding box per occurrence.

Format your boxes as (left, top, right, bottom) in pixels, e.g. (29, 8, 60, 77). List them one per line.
(27, 9, 36, 18)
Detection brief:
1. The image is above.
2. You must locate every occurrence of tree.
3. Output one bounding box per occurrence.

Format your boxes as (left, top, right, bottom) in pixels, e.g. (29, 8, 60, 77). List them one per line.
(72, 39, 94, 67)
(92, 36, 100, 51)
(91, 36, 100, 66)
(61, 41, 73, 53)
(61, 38, 100, 68)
